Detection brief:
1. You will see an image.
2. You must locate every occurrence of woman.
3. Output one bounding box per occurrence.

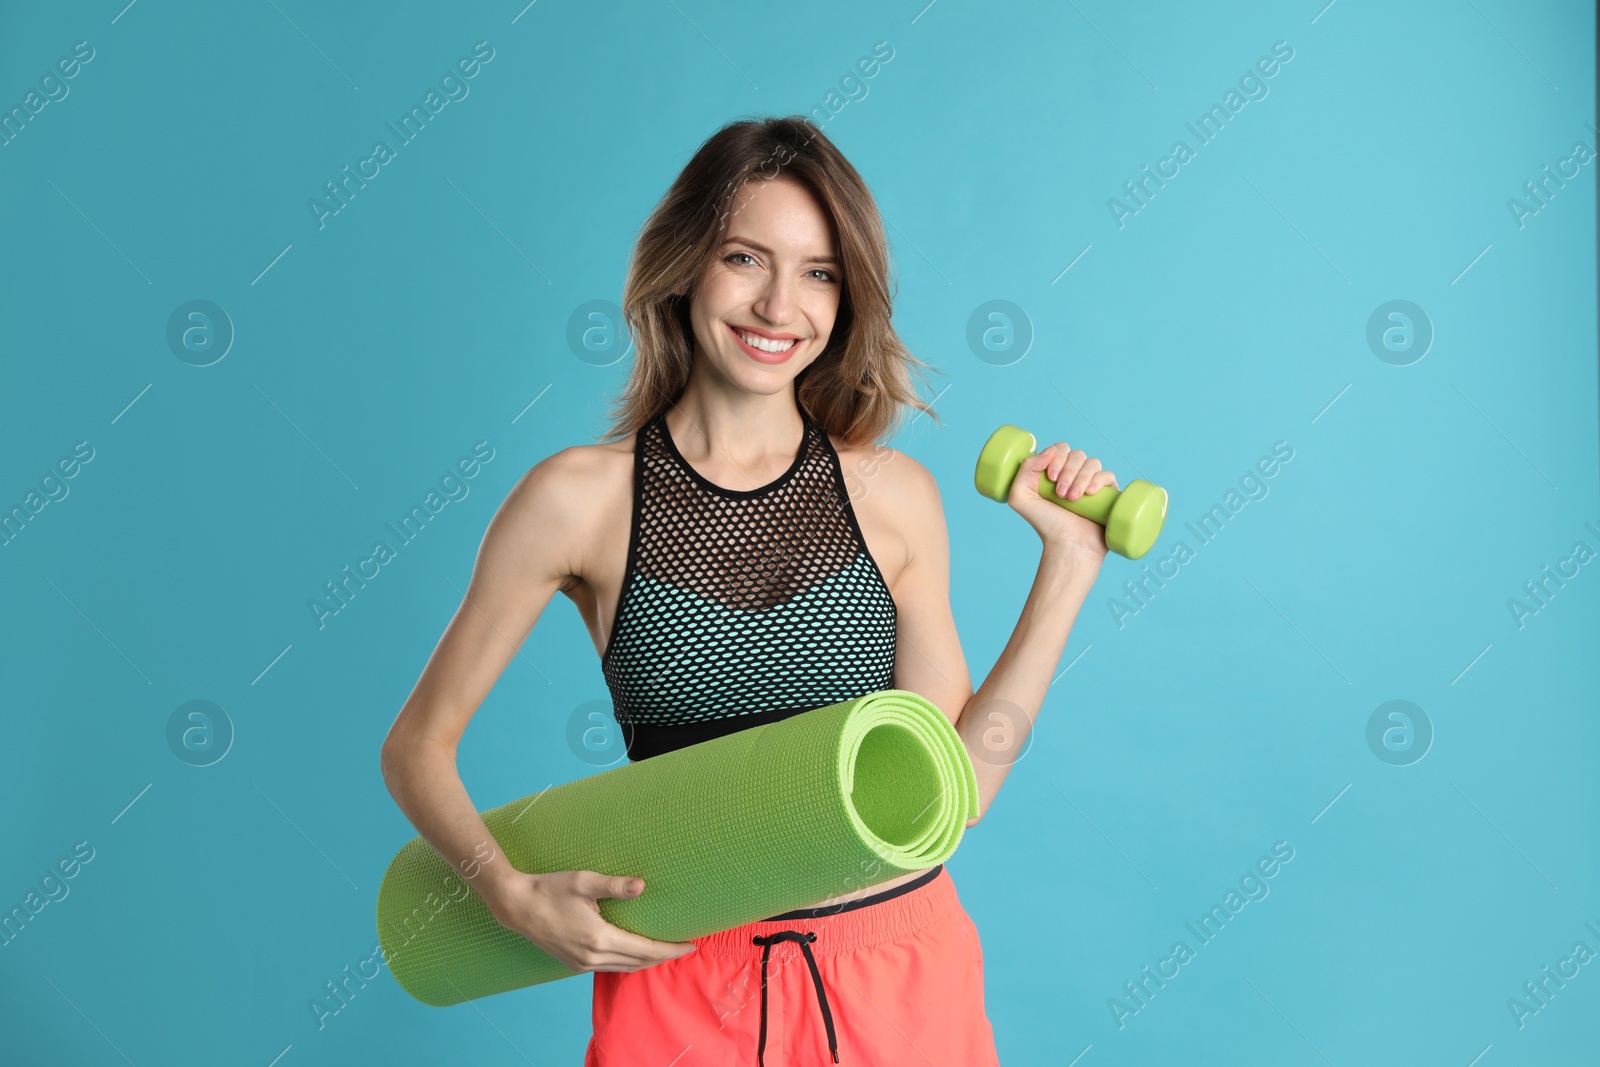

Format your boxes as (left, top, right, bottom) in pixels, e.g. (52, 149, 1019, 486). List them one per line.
(380, 116, 1118, 1065)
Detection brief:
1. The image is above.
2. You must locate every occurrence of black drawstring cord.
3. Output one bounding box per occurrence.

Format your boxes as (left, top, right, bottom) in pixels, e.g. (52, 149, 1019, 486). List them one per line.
(752, 930, 839, 1064)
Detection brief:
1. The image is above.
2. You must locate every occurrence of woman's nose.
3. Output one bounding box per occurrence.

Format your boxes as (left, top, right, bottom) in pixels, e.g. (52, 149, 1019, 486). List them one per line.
(752, 277, 796, 323)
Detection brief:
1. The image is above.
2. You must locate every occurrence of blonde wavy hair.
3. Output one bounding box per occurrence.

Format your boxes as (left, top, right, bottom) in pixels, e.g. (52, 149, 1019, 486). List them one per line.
(597, 115, 941, 448)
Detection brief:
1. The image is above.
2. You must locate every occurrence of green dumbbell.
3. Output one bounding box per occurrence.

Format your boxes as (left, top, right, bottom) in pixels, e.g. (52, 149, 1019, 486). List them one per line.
(974, 424, 1169, 559)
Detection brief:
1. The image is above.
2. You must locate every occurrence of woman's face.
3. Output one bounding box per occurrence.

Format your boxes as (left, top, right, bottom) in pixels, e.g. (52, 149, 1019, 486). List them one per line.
(687, 176, 843, 397)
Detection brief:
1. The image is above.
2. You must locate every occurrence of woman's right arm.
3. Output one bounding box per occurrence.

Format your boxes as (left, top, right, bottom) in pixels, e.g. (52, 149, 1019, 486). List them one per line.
(379, 448, 697, 974)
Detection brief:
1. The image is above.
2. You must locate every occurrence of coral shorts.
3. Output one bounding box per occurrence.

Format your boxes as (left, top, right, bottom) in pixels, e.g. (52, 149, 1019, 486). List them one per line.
(585, 865, 1000, 1066)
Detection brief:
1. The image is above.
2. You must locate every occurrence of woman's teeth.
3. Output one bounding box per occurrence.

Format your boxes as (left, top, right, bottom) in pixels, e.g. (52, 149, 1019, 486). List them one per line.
(737, 330, 797, 353)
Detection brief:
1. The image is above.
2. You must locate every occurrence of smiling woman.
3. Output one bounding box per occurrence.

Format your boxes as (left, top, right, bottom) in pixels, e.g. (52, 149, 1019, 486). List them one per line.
(607, 118, 940, 446)
(379, 115, 1113, 1067)
(564, 118, 1004, 1065)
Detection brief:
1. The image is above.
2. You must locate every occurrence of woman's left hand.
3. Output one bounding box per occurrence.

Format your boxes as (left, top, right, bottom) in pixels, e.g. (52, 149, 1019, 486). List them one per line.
(1005, 441, 1120, 562)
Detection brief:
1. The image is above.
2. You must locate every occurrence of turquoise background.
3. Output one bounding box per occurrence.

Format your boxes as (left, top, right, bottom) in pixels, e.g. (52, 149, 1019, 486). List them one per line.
(2, 1, 1596, 1064)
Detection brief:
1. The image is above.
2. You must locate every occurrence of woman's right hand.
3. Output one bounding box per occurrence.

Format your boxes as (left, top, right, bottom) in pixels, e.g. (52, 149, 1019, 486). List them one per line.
(485, 870, 700, 974)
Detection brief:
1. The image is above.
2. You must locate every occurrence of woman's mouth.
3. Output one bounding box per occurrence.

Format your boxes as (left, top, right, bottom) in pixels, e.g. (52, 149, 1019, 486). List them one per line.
(729, 324, 801, 364)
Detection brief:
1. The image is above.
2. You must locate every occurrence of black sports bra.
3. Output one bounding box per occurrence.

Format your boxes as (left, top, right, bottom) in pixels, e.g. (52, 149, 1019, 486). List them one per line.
(600, 407, 898, 762)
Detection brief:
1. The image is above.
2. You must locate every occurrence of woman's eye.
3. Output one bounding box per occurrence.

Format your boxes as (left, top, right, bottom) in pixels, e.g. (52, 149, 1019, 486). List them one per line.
(724, 253, 836, 284)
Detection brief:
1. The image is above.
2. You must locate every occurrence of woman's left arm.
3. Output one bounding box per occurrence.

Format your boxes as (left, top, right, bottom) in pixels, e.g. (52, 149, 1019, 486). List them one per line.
(887, 442, 1116, 828)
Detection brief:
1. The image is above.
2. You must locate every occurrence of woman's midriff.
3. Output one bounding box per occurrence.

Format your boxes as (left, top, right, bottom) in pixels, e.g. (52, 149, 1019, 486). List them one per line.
(801, 866, 936, 911)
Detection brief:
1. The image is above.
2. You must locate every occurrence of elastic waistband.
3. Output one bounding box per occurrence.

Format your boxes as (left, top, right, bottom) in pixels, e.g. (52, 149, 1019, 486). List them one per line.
(692, 867, 959, 958)
(764, 863, 943, 921)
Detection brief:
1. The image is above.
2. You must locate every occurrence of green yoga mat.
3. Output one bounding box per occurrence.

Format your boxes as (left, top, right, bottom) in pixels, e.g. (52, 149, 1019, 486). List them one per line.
(376, 689, 979, 1006)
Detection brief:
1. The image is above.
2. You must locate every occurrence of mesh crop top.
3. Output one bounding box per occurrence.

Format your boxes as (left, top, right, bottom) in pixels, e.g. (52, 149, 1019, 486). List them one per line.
(600, 406, 898, 762)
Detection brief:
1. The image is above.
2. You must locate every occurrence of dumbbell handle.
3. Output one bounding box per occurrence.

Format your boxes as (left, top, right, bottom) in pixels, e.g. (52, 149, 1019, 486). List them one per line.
(974, 424, 1168, 559)
(1031, 468, 1119, 525)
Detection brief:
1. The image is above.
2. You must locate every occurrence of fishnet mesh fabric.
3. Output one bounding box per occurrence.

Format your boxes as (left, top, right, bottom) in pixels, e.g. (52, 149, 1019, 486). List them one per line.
(601, 409, 897, 741)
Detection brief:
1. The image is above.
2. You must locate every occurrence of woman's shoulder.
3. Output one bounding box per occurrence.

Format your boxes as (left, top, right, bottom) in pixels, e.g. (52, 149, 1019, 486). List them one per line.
(495, 432, 638, 547)
(548, 431, 637, 478)
(829, 434, 940, 506)
(827, 433, 945, 582)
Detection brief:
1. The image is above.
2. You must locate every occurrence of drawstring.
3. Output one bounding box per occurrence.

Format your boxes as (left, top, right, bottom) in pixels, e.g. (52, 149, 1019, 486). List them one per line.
(751, 930, 839, 1064)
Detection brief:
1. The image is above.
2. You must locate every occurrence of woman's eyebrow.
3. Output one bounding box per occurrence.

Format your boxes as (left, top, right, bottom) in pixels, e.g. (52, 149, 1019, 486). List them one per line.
(721, 236, 839, 266)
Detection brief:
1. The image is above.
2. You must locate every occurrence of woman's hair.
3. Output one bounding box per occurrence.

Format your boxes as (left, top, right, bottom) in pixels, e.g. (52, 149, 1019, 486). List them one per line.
(597, 115, 942, 448)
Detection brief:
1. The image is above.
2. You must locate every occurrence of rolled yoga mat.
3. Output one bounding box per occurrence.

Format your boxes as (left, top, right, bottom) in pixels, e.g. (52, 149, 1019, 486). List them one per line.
(376, 688, 979, 1007)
